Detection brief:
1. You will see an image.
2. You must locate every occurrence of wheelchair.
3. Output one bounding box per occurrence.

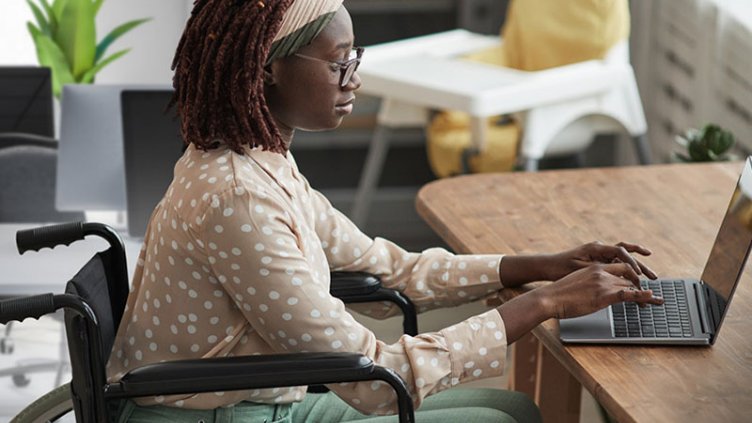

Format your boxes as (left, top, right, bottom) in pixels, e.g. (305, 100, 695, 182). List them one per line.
(1, 222, 416, 422)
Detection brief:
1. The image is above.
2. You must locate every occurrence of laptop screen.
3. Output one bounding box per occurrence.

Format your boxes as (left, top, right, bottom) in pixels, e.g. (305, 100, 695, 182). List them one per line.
(700, 157, 752, 335)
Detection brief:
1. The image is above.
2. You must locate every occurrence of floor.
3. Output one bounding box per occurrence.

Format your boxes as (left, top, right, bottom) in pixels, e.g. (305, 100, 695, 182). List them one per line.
(0, 303, 604, 422)
(0, 315, 71, 422)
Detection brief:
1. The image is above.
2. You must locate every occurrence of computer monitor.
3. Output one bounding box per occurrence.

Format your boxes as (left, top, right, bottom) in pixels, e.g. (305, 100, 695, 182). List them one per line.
(121, 89, 184, 239)
(0, 67, 53, 136)
(56, 84, 170, 213)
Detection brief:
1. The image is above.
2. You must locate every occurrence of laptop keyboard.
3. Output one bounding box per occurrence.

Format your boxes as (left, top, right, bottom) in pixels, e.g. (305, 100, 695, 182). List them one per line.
(612, 280, 694, 338)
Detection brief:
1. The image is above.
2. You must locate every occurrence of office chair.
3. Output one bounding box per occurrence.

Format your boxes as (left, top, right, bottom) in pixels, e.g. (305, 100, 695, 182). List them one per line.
(1, 222, 415, 423)
(0, 133, 85, 388)
(0, 134, 85, 223)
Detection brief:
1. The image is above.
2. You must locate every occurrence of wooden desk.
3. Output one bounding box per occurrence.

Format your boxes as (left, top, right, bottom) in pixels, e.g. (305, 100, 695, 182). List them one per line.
(416, 162, 752, 423)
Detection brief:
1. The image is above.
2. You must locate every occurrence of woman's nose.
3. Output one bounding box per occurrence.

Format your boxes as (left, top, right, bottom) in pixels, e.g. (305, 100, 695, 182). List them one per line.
(344, 70, 361, 91)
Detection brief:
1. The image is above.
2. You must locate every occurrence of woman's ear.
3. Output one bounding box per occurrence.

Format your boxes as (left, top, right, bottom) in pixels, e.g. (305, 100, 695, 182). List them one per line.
(263, 64, 276, 85)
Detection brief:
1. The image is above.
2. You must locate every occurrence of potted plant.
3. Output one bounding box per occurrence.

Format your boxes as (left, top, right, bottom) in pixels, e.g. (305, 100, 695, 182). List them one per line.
(674, 123, 737, 162)
(26, 0, 150, 98)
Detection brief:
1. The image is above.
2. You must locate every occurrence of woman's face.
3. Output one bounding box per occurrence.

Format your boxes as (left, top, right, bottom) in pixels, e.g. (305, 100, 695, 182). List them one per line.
(264, 6, 361, 133)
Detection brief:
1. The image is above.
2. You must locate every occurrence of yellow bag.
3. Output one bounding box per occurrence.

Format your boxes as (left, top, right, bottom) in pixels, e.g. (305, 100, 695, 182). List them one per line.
(426, 0, 629, 177)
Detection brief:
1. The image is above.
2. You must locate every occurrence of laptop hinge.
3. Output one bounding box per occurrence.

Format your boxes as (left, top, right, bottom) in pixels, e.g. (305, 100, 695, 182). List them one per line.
(695, 282, 715, 339)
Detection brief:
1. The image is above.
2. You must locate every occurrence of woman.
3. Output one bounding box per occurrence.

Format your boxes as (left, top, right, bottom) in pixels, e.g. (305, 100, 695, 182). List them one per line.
(107, 1, 663, 421)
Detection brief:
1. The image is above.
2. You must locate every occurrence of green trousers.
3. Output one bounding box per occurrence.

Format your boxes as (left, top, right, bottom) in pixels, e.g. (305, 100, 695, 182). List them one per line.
(116, 388, 542, 423)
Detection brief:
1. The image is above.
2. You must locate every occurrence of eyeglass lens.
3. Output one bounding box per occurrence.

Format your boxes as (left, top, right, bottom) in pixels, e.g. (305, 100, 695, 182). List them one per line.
(340, 49, 362, 87)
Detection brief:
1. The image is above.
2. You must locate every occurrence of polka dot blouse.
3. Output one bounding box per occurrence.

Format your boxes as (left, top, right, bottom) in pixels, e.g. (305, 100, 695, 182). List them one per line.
(107, 144, 509, 414)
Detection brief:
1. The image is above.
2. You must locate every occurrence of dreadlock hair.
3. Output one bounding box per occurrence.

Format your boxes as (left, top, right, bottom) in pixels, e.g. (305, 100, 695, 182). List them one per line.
(170, 0, 294, 155)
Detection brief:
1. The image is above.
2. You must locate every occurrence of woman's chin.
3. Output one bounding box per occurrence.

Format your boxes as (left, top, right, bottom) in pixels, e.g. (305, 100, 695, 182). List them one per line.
(298, 117, 346, 132)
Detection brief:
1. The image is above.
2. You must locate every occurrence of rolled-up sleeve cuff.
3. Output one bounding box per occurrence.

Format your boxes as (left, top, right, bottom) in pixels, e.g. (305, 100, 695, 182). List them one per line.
(439, 309, 507, 386)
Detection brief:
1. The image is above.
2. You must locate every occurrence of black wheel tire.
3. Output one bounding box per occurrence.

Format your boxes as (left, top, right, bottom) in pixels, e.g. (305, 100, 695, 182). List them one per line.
(10, 383, 73, 423)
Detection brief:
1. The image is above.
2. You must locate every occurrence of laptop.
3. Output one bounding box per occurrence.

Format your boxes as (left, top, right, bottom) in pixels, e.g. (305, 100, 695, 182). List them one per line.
(560, 157, 752, 346)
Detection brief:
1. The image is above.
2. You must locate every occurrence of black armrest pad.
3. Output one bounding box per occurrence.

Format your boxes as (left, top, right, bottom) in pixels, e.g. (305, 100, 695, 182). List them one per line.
(113, 352, 374, 398)
(330, 272, 381, 297)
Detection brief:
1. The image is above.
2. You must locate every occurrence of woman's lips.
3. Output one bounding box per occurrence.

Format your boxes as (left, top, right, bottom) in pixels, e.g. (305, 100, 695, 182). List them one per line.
(335, 97, 355, 114)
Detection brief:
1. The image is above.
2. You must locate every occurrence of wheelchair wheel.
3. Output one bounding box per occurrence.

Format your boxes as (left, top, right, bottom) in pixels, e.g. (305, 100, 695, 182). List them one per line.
(11, 383, 73, 423)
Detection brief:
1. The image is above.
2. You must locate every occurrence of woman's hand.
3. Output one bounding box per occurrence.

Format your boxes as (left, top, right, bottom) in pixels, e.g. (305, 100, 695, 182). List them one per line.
(499, 241, 657, 289)
(498, 262, 664, 344)
(542, 241, 658, 283)
(538, 262, 663, 319)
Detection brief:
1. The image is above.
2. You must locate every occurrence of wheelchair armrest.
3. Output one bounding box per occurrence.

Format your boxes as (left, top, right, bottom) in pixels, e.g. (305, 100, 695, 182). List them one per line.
(110, 352, 375, 398)
(110, 352, 416, 422)
(330, 272, 381, 298)
(330, 272, 418, 336)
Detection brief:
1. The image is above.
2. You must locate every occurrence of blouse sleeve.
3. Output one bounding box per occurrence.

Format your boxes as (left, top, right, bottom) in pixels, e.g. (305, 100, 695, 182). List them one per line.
(306, 183, 505, 318)
(201, 186, 508, 415)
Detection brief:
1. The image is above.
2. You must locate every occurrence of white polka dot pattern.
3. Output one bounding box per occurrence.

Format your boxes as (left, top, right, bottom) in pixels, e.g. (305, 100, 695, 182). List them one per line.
(106, 144, 508, 414)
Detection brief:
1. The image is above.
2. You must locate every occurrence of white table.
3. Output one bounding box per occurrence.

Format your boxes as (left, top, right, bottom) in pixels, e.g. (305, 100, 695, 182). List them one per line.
(351, 29, 650, 226)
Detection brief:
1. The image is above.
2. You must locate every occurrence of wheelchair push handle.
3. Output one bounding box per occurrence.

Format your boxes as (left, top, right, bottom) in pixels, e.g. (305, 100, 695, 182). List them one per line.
(16, 221, 86, 254)
(0, 293, 56, 324)
(16, 222, 126, 258)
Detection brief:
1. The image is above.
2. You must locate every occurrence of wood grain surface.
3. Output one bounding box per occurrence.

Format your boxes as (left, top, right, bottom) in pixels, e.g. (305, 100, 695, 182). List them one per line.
(416, 162, 752, 423)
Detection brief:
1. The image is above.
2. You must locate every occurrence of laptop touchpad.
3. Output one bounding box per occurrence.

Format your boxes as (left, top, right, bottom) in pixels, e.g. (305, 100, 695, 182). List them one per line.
(560, 307, 613, 341)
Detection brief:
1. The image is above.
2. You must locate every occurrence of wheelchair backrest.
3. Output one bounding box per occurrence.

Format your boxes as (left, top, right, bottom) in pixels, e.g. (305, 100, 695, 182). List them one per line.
(64, 248, 129, 422)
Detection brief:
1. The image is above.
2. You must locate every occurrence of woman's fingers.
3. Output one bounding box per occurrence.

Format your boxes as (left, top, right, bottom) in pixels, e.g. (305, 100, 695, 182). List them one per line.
(606, 242, 658, 280)
(549, 264, 663, 319)
(602, 262, 641, 286)
(615, 241, 652, 256)
(609, 245, 643, 275)
(601, 264, 663, 307)
(635, 260, 658, 280)
(616, 286, 665, 306)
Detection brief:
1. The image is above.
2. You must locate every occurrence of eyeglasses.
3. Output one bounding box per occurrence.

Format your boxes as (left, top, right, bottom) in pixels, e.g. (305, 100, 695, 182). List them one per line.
(294, 47, 364, 87)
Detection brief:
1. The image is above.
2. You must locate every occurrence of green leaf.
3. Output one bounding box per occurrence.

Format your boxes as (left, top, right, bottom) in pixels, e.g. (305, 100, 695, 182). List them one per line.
(56, 0, 96, 80)
(27, 21, 41, 46)
(673, 152, 691, 162)
(688, 140, 710, 162)
(96, 18, 150, 62)
(27, 0, 51, 36)
(706, 131, 720, 152)
(93, 0, 104, 15)
(80, 48, 130, 84)
(28, 23, 75, 97)
(39, 0, 57, 34)
(52, 0, 69, 22)
(717, 131, 734, 154)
